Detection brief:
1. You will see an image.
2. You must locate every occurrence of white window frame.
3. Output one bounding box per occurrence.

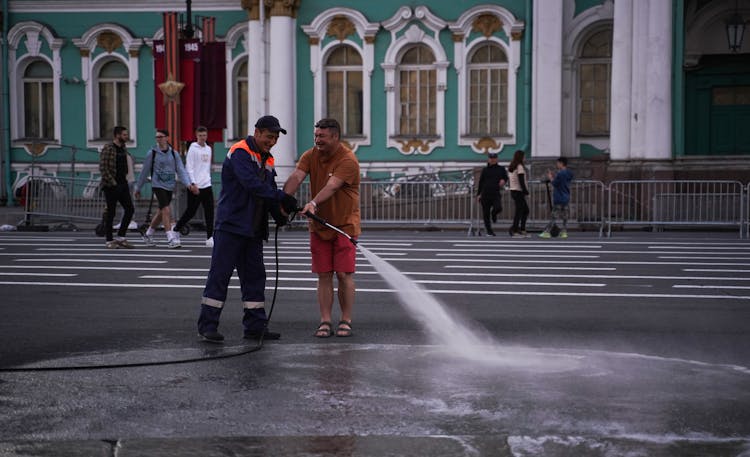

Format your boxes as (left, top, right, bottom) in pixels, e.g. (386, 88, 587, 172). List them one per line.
(449, 5, 524, 154)
(73, 24, 140, 149)
(225, 21, 250, 143)
(323, 44, 364, 137)
(382, 6, 448, 155)
(302, 7, 379, 152)
(93, 58, 131, 141)
(21, 60, 55, 140)
(7, 21, 63, 154)
(396, 44, 438, 137)
(466, 41, 509, 137)
(575, 28, 613, 137)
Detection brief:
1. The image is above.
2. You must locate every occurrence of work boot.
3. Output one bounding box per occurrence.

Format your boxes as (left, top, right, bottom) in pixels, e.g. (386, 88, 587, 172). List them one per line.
(199, 330, 224, 343)
(242, 308, 279, 340)
(197, 304, 223, 343)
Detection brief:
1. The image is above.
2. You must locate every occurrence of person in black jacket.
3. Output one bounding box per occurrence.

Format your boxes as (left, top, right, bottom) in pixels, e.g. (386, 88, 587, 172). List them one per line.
(476, 152, 508, 236)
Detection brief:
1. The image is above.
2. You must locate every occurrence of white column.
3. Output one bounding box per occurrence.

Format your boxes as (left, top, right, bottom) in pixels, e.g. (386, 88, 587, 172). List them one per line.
(268, 15, 297, 181)
(247, 19, 265, 130)
(609, 0, 633, 161)
(628, 1, 650, 159)
(531, 0, 563, 158)
(644, 0, 673, 160)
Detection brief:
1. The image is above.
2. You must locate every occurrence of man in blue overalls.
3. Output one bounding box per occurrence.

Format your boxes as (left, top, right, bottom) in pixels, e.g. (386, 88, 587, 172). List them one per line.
(197, 115, 298, 343)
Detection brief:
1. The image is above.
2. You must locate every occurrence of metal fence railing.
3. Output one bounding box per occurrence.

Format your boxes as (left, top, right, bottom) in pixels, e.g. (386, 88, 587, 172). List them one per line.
(472, 179, 606, 236)
(22, 175, 106, 229)
(289, 180, 478, 233)
(20, 174, 750, 238)
(606, 180, 746, 238)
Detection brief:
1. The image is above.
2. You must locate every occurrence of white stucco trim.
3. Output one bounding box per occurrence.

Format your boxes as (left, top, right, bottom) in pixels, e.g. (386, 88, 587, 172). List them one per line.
(449, 5, 524, 154)
(302, 7, 379, 152)
(224, 22, 250, 144)
(381, 6, 448, 155)
(561, 0, 614, 158)
(72, 23, 141, 149)
(7, 21, 64, 154)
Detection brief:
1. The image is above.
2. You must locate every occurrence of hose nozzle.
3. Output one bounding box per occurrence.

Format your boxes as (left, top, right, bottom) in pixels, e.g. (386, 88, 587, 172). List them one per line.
(302, 210, 357, 246)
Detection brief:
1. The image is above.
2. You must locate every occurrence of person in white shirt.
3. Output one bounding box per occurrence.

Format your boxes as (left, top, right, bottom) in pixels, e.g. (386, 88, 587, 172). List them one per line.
(174, 126, 216, 247)
(507, 149, 530, 238)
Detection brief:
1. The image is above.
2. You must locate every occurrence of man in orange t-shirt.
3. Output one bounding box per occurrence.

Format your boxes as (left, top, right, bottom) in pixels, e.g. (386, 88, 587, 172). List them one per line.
(283, 118, 360, 338)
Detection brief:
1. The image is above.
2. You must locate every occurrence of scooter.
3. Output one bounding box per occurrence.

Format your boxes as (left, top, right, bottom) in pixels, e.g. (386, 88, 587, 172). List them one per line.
(544, 180, 561, 238)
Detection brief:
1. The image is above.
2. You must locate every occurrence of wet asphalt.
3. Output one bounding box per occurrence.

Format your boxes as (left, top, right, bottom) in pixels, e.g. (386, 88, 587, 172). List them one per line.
(0, 228, 749, 456)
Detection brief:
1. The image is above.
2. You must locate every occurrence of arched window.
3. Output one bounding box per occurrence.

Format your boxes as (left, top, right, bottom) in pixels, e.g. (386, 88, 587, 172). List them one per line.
(468, 42, 508, 136)
(235, 59, 248, 139)
(325, 45, 363, 137)
(398, 44, 436, 136)
(97, 60, 129, 139)
(578, 29, 612, 135)
(23, 61, 54, 140)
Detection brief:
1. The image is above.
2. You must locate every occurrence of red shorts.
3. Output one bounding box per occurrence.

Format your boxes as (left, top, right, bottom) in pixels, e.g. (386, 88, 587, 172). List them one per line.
(310, 231, 357, 273)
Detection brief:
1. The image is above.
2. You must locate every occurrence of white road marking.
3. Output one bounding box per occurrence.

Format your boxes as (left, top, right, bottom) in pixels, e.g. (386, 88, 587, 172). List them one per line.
(0, 272, 76, 277)
(0, 280, 748, 300)
(673, 285, 750, 290)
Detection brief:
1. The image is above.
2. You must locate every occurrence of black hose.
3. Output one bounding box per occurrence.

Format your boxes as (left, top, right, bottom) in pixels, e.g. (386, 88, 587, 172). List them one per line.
(0, 225, 286, 373)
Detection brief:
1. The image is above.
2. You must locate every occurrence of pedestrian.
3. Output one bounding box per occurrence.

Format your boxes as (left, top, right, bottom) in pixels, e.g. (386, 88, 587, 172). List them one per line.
(476, 152, 508, 236)
(99, 125, 136, 249)
(283, 118, 360, 338)
(134, 129, 198, 248)
(507, 149, 530, 238)
(174, 126, 216, 247)
(540, 156, 574, 239)
(197, 115, 298, 343)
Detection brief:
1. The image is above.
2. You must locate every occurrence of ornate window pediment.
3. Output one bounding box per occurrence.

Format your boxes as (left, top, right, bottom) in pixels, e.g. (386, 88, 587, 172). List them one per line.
(302, 8, 379, 152)
(7, 21, 64, 153)
(449, 5, 525, 155)
(73, 24, 141, 148)
(381, 6, 448, 156)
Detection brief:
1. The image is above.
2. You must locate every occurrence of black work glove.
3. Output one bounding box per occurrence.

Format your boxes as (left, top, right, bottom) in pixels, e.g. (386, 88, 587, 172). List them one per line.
(269, 204, 287, 227)
(280, 193, 298, 214)
(272, 212, 288, 227)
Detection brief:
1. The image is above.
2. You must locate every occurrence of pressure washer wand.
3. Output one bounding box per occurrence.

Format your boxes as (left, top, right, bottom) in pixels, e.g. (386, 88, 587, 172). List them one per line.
(301, 210, 358, 246)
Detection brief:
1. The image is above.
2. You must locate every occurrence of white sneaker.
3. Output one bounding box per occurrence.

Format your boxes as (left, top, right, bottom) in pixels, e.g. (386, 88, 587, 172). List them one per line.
(205, 237, 214, 248)
(105, 240, 120, 249)
(141, 233, 156, 247)
(168, 233, 181, 249)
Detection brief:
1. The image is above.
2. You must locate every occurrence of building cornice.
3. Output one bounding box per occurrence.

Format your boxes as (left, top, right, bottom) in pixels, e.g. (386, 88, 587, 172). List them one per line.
(8, 0, 241, 12)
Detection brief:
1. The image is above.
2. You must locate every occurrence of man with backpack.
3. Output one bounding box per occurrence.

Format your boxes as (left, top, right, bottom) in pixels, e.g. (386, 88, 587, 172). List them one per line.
(134, 129, 198, 248)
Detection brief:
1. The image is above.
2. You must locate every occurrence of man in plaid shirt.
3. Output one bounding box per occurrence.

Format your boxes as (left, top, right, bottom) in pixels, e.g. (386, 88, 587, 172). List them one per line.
(99, 126, 136, 249)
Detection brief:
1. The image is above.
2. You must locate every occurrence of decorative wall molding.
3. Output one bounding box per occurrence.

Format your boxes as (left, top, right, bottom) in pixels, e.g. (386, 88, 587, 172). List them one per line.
(449, 5, 524, 153)
(381, 6, 448, 155)
(302, 7, 379, 150)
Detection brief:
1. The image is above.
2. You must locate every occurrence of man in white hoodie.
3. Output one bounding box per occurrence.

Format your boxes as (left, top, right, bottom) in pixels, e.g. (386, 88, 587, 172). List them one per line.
(174, 126, 216, 247)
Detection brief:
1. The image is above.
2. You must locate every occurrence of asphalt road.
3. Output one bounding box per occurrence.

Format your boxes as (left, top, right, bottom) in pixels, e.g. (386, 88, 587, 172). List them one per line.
(1, 229, 749, 456)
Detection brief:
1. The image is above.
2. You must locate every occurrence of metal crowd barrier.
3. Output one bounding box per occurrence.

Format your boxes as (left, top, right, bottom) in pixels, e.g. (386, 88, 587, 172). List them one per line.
(606, 180, 746, 238)
(22, 175, 106, 229)
(21, 174, 750, 238)
(470, 179, 606, 236)
(289, 180, 478, 232)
